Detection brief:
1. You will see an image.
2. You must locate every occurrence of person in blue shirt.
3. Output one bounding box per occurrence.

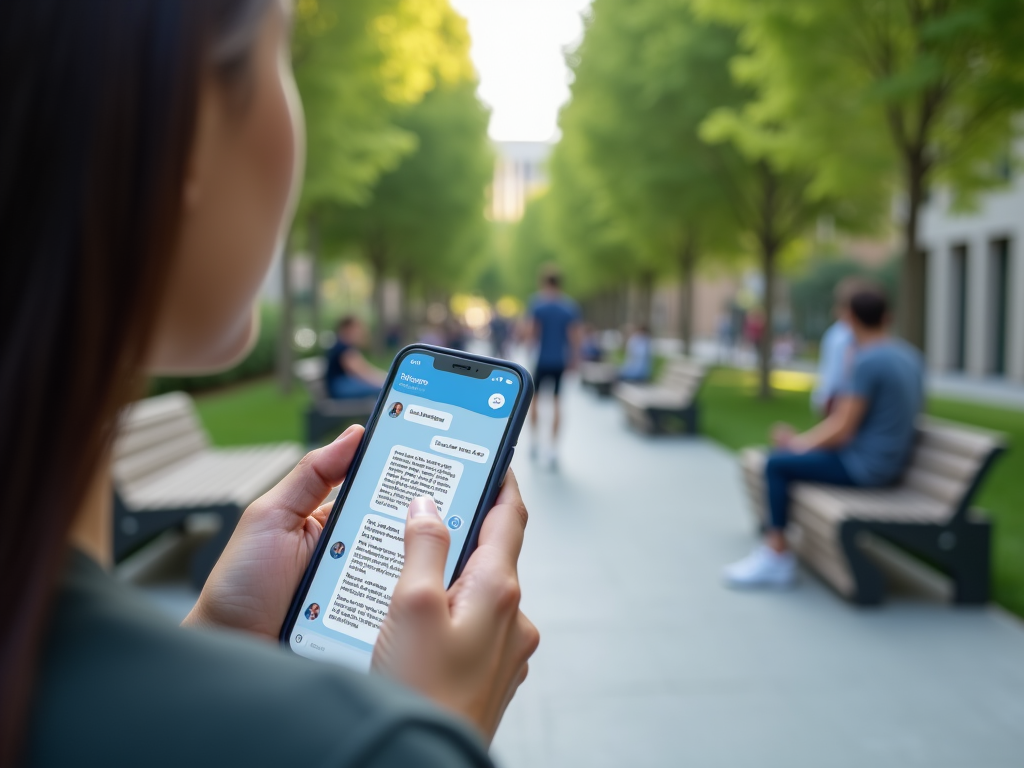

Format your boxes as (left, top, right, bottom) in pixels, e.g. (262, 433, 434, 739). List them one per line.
(725, 283, 924, 588)
(326, 316, 386, 399)
(811, 278, 863, 415)
(526, 267, 581, 468)
(619, 324, 653, 382)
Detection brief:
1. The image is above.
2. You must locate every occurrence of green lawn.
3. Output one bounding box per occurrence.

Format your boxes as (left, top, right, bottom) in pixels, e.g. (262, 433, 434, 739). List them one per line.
(192, 367, 1024, 615)
(700, 367, 1024, 616)
(193, 350, 397, 447)
(194, 378, 310, 446)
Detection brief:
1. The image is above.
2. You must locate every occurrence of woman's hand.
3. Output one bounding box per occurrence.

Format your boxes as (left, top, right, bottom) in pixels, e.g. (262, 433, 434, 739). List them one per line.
(372, 471, 540, 744)
(182, 425, 364, 639)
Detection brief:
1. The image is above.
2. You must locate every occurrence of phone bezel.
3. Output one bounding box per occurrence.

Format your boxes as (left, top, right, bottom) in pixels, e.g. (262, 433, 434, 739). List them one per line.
(278, 343, 535, 651)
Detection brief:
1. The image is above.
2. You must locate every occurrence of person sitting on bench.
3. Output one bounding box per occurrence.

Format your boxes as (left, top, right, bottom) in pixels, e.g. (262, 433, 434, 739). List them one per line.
(325, 316, 386, 400)
(619, 324, 653, 382)
(724, 283, 924, 588)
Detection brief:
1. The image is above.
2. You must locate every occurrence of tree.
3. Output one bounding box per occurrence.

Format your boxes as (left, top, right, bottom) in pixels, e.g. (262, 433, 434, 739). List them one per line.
(556, 0, 745, 352)
(341, 78, 492, 344)
(698, 0, 1024, 348)
(278, 0, 478, 388)
(548, 0, 870, 396)
(545, 120, 640, 319)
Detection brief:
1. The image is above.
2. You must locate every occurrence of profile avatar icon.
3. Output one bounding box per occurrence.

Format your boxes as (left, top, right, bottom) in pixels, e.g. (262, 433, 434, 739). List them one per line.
(388, 402, 404, 418)
(304, 603, 320, 620)
(330, 541, 346, 559)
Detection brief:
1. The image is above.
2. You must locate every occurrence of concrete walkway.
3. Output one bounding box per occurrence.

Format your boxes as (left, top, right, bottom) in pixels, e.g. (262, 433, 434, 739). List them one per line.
(492, 380, 1024, 768)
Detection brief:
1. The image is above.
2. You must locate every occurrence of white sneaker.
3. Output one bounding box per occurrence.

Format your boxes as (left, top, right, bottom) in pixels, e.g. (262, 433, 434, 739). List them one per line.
(724, 545, 797, 588)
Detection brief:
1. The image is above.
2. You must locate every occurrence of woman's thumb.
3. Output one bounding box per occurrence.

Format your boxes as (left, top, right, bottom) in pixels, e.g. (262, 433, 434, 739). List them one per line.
(399, 496, 451, 589)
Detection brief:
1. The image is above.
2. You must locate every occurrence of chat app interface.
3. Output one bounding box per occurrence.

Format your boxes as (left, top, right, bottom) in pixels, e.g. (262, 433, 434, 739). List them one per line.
(290, 351, 520, 670)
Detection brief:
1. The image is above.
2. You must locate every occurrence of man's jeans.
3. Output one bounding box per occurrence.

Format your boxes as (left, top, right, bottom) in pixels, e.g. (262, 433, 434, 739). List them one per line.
(765, 450, 856, 530)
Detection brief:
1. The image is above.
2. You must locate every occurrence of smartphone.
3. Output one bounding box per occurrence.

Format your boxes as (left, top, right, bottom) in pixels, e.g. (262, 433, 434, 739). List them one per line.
(280, 344, 534, 671)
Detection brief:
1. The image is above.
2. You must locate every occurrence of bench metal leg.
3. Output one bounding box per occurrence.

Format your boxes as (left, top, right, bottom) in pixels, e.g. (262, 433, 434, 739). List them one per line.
(684, 404, 699, 435)
(947, 521, 991, 604)
(189, 505, 243, 589)
(873, 518, 992, 605)
(840, 521, 885, 606)
(113, 493, 193, 563)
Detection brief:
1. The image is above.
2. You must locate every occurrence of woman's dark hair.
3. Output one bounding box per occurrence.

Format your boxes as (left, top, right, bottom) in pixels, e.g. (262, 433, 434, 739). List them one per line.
(0, 1, 271, 760)
(849, 284, 890, 329)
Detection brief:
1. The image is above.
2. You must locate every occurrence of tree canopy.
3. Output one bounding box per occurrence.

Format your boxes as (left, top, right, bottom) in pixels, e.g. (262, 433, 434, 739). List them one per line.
(696, 0, 1024, 347)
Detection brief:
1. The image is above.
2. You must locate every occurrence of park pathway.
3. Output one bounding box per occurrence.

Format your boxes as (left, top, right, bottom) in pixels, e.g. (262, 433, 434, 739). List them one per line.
(491, 378, 1024, 768)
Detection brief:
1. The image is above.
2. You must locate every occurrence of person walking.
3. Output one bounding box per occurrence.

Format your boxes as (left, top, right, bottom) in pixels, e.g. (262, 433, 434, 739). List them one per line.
(724, 283, 924, 587)
(526, 266, 581, 470)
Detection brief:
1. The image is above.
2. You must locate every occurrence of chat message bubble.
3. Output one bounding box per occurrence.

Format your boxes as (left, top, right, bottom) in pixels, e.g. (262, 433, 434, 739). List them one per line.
(403, 404, 452, 431)
(323, 514, 404, 645)
(371, 445, 464, 518)
(430, 436, 489, 464)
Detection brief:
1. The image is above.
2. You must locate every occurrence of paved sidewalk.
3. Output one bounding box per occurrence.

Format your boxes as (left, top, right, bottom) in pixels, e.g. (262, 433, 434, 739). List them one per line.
(492, 380, 1024, 768)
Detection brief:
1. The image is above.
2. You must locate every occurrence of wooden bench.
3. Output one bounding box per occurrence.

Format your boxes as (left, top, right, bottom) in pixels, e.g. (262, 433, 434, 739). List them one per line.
(739, 417, 1007, 605)
(112, 392, 302, 587)
(580, 362, 618, 397)
(293, 356, 377, 445)
(614, 357, 706, 434)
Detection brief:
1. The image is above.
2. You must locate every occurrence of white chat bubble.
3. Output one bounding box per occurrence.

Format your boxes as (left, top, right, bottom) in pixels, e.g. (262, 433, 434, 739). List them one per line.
(323, 514, 404, 645)
(403, 404, 452, 430)
(370, 445, 464, 518)
(430, 436, 489, 464)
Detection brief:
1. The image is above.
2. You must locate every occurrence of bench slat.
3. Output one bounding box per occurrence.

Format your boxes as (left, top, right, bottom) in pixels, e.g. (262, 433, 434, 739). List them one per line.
(901, 466, 971, 507)
(916, 418, 1005, 461)
(121, 443, 302, 510)
(114, 430, 209, 486)
(908, 444, 982, 484)
(113, 411, 205, 463)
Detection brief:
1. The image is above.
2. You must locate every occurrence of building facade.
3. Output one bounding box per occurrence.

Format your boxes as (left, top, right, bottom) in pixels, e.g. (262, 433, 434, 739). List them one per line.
(920, 173, 1024, 382)
(488, 141, 551, 222)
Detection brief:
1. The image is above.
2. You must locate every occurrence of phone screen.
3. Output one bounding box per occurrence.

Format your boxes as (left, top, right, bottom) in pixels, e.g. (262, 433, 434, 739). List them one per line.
(288, 349, 523, 670)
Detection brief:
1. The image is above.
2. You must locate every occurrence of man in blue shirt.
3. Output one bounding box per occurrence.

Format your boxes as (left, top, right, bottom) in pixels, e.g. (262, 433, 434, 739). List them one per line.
(725, 283, 924, 587)
(325, 316, 386, 399)
(527, 267, 581, 469)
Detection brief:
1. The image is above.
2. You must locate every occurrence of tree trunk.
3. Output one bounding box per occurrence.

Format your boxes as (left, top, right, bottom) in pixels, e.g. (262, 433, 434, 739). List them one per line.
(617, 285, 629, 329)
(759, 243, 777, 400)
(899, 156, 927, 350)
(635, 271, 654, 328)
(275, 236, 294, 395)
(398, 268, 414, 345)
(678, 235, 697, 356)
(757, 162, 778, 400)
(367, 236, 387, 354)
(308, 211, 321, 339)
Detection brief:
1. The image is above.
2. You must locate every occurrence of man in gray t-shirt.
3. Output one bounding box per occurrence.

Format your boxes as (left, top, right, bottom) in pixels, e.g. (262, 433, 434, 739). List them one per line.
(838, 340, 923, 485)
(725, 283, 924, 588)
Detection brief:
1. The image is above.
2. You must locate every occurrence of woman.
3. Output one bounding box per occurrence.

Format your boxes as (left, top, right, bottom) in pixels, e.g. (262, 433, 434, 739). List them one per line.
(0, 2, 538, 766)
